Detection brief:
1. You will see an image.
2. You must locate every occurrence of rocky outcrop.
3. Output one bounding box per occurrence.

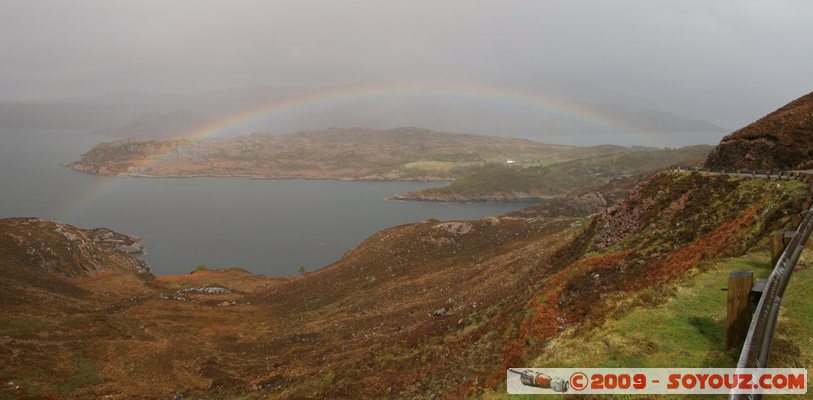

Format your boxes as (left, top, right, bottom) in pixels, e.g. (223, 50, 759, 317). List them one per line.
(508, 192, 608, 218)
(0, 217, 151, 278)
(705, 91, 813, 170)
(431, 221, 474, 235)
(177, 286, 232, 295)
(508, 176, 642, 218)
(83, 227, 145, 254)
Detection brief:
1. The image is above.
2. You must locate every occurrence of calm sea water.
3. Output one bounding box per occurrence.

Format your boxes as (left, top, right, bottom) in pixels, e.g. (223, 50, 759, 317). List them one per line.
(0, 128, 526, 275)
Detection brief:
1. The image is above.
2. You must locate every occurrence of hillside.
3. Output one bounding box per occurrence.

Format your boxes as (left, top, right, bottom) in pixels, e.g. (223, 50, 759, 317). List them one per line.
(396, 145, 712, 201)
(1, 172, 807, 398)
(67, 127, 632, 181)
(505, 175, 643, 218)
(0, 218, 150, 280)
(0, 214, 580, 398)
(705, 91, 813, 170)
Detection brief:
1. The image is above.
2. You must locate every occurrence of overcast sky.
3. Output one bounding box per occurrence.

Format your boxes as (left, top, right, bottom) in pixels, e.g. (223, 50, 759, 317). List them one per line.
(1, 0, 812, 127)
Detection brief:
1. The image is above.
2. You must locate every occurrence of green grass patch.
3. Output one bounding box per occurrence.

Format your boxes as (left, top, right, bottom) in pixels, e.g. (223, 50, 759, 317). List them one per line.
(480, 253, 780, 399)
(531, 254, 773, 370)
(401, 160, 483, 172)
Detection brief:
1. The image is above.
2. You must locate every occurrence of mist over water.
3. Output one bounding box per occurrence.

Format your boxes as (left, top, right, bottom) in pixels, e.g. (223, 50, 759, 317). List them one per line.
(0, 128, 524, 275)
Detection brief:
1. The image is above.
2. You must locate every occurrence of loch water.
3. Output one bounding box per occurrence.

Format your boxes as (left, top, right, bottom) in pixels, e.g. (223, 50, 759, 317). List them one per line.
(0, 128, 527, 275)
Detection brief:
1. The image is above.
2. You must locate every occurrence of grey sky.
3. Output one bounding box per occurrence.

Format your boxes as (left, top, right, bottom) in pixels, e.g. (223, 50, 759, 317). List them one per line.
(1, 0, 812, 127)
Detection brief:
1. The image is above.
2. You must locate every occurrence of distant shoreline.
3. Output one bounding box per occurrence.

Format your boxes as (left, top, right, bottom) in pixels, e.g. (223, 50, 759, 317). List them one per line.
(62, 163, 455, 183)
(63, 162, 552, 203)
(389, 193, 552, 203)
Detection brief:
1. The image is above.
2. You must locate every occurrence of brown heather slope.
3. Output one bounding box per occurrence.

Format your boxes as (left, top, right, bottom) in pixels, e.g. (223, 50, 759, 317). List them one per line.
(1, 172, 807, 399)
(67, 127, 631, 180)
(0, 215, 581, 399)
(705, 91, 813, 170)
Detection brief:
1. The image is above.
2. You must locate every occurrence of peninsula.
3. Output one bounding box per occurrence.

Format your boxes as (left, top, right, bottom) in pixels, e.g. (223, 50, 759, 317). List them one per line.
(68, 127, 633, 181)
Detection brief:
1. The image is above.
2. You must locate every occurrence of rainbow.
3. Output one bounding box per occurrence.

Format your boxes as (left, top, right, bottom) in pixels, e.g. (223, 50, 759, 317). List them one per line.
(172, 81, 641, 141)
(56, 81, 647, 221)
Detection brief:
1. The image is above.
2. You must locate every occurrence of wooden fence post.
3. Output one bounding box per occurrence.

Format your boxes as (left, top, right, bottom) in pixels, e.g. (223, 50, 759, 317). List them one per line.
(771, 231, 786, 267)
(726, 270, 754, 350)
(783, 231, 795, 247)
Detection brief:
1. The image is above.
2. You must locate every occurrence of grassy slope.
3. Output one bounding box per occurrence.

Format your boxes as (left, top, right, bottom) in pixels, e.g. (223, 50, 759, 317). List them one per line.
(411, 145, 712, 199)
(480, 175, 812, 399)
(529, 255, 764, 370)
(483, 251, 813, 400)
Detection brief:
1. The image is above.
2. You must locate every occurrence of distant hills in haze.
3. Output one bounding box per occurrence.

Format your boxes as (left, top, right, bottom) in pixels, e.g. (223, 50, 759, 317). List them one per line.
(93, 110, 206, 139)
(0, 82, 726, 146)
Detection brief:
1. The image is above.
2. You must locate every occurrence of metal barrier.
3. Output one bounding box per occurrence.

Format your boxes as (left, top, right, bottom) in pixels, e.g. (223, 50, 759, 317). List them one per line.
(659, 167, 812, 398)
(669, 166, 806, 181)
(729, 204, 813, 400)
(669, 166, 812, 399)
